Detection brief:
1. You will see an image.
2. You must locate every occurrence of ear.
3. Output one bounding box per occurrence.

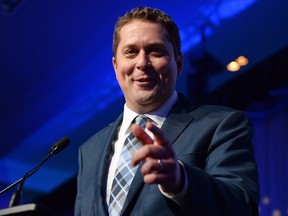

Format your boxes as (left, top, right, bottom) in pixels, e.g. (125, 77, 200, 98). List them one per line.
(112, 56, 117, 75)
(176, 53, 184, 76)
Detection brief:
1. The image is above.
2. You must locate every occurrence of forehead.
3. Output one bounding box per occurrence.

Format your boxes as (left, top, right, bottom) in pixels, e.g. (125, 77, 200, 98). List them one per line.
(118, 20, 169, 44)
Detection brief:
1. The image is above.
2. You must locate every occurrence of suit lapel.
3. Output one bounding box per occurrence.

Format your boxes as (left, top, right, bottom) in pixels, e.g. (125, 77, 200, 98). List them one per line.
(96, 115, 123, 215)
(161, 112, 194, 146)
(162, 94, 196, 145)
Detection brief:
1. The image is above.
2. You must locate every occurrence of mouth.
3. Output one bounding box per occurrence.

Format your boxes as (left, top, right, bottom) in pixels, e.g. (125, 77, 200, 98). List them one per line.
(134, 77, 157, 88)
(136, 78, 153, 83)
(134, 76, 155, 82)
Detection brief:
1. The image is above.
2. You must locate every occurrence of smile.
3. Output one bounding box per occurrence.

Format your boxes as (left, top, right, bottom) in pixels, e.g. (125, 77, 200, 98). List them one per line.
(137, 78, 153, 82)
(134, 78, 157, 88)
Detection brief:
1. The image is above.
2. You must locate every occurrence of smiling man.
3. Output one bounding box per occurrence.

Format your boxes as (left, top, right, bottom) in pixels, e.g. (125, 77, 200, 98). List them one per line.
(75, 7, 259, 216)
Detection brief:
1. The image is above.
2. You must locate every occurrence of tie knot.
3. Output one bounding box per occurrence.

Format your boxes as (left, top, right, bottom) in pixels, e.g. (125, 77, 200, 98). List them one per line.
(135, 115, 148, 129)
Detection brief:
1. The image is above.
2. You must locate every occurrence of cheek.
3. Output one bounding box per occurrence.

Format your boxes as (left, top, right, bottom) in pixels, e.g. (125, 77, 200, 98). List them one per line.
(116, 72, 126, 86)
(116, 59, 134, 77)
(156, 62, 177, 80)
(115, 64, 128, 79)
(115, 67, 131, 87)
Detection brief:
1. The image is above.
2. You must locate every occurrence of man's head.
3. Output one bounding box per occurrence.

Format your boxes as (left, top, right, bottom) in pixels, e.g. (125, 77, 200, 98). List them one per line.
(113, 7, 181, 60)
(112, 7, 183, 113)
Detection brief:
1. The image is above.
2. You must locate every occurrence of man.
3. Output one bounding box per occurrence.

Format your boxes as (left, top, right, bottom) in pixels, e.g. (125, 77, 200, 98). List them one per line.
(75, 7, 259, 216)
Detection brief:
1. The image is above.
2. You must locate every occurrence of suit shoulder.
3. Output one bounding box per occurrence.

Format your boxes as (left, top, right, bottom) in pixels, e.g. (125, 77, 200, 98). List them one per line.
(195, 104, 235, 113)
(177, 93, 241, 114)
(176, 94, 248, 120)
(191, 104, 249, 121)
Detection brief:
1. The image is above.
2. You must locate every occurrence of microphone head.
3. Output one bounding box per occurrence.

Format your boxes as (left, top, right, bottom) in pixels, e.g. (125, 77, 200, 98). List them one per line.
(49, 137, 70, 155)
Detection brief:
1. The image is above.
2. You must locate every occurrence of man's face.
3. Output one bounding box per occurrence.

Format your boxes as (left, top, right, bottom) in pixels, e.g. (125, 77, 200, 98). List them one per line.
(112, 20, 183, 113)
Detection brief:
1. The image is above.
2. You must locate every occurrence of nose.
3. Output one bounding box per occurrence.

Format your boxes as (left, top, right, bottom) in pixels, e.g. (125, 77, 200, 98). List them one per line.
(136, 51, 151, 70)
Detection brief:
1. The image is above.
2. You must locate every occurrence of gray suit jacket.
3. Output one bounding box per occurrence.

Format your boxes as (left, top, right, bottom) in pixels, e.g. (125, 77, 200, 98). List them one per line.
(75, 94, 259, 216)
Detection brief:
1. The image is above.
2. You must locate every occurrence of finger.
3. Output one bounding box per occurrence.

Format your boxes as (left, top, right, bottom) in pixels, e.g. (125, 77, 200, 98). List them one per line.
(146, 122, 175, 157)
(141, 158, 175, 175)
(143, 173, 168, 185)
(142, 160, 183, 194)
(131, 124, 153, 144)
(146, 122, 168, 147)
(140, 159, 162, 175)
(131, 144, 169, 167)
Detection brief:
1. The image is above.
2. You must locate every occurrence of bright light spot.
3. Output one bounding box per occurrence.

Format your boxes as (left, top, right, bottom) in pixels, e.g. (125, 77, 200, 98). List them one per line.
(272, 209, 281, 216)
(227, 61, 240, 72)
(236, 56, 249, 66)
(227, 55, 249, 72)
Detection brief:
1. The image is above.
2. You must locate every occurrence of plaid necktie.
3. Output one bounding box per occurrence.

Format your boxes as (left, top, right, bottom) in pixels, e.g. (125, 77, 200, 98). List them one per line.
(109, 115, 148, 216)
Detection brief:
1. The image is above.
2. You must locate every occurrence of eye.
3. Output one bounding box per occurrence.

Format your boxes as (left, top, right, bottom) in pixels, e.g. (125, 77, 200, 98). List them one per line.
(149, 47, 166, 57)
(124, 49, 138, 57)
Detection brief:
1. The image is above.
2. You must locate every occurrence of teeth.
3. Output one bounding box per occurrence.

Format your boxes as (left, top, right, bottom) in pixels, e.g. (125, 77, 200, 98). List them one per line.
(135, 78, 153, 82)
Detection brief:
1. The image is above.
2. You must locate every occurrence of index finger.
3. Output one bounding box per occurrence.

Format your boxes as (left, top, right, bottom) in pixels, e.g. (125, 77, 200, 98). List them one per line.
(131, 123, 154, 145)
(145, 122, 168, 147)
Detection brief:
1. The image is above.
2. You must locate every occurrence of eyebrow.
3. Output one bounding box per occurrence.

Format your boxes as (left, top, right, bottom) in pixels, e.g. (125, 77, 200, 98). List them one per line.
(121, 41, 167, 50)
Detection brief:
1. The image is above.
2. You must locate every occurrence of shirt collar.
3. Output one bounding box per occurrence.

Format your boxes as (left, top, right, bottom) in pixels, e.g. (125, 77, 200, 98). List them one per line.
(121, 91, 178, 136)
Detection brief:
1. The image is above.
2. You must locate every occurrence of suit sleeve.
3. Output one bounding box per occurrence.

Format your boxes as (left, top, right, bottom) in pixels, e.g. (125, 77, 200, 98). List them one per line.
(178, 110, 259, 216)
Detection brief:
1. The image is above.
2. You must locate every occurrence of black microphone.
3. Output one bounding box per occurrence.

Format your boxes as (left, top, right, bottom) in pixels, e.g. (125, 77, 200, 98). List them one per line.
(49, 137, 70, 155)
(0, 137, 70, 207)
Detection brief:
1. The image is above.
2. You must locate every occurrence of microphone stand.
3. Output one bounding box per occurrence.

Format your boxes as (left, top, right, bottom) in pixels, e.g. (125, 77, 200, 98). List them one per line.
(0, 137, 70, 207)
(8, 152, 53, 207)
(0, 152, 52, 195)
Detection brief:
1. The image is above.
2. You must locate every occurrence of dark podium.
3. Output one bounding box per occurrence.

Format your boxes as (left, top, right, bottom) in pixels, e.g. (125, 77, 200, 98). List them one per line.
(0, 203, 61, 216)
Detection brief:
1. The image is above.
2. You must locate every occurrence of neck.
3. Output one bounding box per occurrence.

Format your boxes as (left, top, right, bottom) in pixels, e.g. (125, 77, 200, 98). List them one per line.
(127, 103, 161, 114)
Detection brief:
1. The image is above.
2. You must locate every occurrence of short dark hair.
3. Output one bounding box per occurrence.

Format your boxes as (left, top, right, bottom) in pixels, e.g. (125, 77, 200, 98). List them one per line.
(113, 7, 182, 59)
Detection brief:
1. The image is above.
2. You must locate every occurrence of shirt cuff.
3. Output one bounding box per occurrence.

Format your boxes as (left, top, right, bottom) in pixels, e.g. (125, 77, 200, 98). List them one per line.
(158, 160, 188, 205)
